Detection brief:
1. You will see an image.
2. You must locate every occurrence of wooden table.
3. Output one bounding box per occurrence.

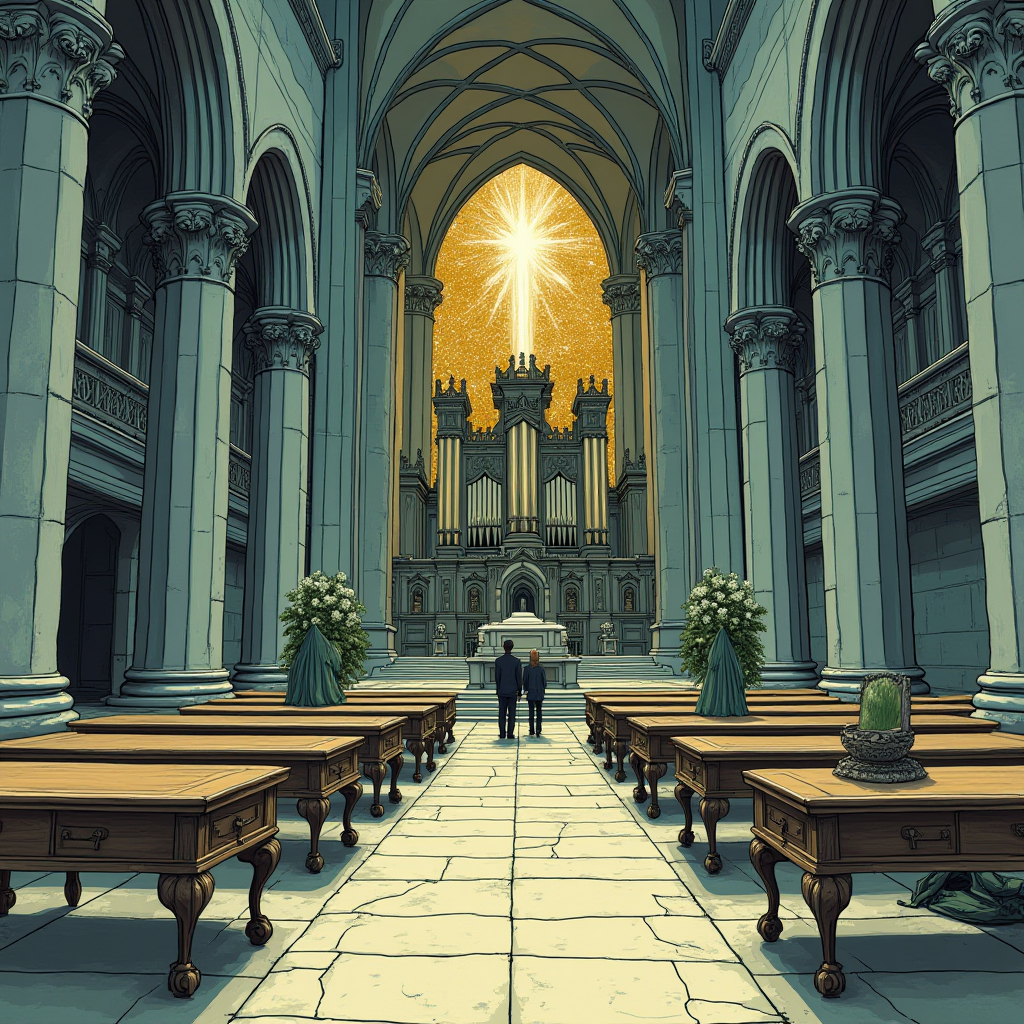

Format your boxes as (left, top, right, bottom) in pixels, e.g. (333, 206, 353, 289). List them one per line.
(0, 761, 285, 997)
(180, 702, 440, 782)
(0, 733, 365, 873)
(743, 766, 1024, 998)
(672, 731, 1024, 874)
(624, 712, 998, 820)
(71, 714, 405, 817)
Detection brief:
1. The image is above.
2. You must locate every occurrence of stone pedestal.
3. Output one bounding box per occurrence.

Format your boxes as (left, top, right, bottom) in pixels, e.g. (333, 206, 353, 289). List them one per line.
(918, 1, 1024, 729)
(232, 308, 323, 691)
(727, 307, 818, 687)
(112, 192, 257, 707)
(788, 189, 926, 698)
(467, 612, 580, 687)
(0, 1, 122, 736)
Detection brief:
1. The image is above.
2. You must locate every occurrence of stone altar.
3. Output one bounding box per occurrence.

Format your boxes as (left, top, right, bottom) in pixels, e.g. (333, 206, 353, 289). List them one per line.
(467, 610, 581, 687)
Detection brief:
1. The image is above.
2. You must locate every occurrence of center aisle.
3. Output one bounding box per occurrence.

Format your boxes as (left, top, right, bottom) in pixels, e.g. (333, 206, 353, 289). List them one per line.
(235, 721, 784, 1024)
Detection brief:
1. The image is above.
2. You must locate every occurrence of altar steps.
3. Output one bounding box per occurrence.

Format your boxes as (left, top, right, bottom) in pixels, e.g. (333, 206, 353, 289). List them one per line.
(454, 688, 586, 723)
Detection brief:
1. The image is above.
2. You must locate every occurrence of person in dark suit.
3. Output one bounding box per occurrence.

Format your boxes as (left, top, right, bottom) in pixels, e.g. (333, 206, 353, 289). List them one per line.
(494, 638, 522, 739)
(523, 649, 547, 736)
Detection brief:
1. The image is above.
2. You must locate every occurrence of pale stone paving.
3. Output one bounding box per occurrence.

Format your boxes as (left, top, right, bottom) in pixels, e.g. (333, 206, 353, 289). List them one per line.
(1, 723, 1022, 1023)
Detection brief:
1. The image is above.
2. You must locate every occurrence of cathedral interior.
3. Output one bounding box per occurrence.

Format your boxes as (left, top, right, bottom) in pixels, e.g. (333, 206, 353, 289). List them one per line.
(1, 1, 1024, 1022)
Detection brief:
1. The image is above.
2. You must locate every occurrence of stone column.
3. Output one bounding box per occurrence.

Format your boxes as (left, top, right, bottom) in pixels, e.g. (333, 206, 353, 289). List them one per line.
(0, 0, 122, 737)
(232, 308, 323, 690)
(726, 307, 818, 686)
(359, 232, 409, 667)
(918, 0, 1024, 727)
(111, 192, 257, 707)
(122, 275, 152, 380)
(921, 220, 965, 360)
(403, 276, 443, 468)
(84, 222, 121, 360)
(635, 231, 688, 669)
(788, 188, 926, 696)
(601, 275, 643, 477)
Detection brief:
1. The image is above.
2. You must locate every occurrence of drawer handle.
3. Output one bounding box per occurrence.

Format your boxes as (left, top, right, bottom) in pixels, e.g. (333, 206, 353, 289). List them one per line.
(901, 826, 951, 850)
(60, 827, 109, 851)
(1013, 823, 1024, 838)
(768, 807, 791, 845)
(231, 811, 259, 845)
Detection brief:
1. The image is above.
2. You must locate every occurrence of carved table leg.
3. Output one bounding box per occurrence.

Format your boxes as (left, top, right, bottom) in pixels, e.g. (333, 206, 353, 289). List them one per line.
(749, 838, 787, 943)
(365, 760, 387, 817)
(64, 871, 82, 907)
(426, 734, 437, 772)
(675, 783, 695, 846)
(801, 871, 853, 998)
(613, 739, 628, 783)
(437, 721, 448, 755)
(406, 738, 425, 782)
(296, 796, 330, 873)
(157, 870, 216, 998)
(447, 716, 456, 746)
(645, 761, 668, 819)
(388, 753, 404, 804)
(630, 751, 648, 802)
(602, 731, 612, 768)
(0, 870, 16, 915)
(586, 718, 595, 745)
(340, 781, 362, 847)
(699, 797, 730, 874)
(237, 836, 281, 946)
(593, 723, 604, 755)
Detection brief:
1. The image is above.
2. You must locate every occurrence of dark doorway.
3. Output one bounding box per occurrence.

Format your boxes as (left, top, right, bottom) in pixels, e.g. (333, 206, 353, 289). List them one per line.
(511, 586, 536, 614)
(58, 515, 119, 698)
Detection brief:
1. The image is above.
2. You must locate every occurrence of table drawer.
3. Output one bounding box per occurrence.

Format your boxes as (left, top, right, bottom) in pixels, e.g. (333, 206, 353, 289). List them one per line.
(675, 751, 704, 788)
(839, 812, 956, 859)
(761, 798, 809, 853)
(959, 812, 1024, 856)
(0, 809, 50, 857)
(208, 795, 268, 856)
(55, 811, 174, 860)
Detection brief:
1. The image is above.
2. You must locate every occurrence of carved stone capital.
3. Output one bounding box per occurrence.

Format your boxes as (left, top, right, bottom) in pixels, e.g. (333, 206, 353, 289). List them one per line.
(243, 307, 323, 374)
(916, 1, 1024, 118)
(634, 230, 684, 279)
(141, 192, 257, 286)
(787, 188, 904, 288)
(354, 167, 381, 228)
(87, 222, 120, 272)
(0, 1, 124, 118)
(405, 276, 444, 316)
(601, 274, 640, 316)
(364, 231, 410, 281)
(725, 306, 805, 375)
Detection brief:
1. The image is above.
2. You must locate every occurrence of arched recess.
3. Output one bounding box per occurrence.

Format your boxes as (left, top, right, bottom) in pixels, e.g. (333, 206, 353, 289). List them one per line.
(500, 560, 548, 617)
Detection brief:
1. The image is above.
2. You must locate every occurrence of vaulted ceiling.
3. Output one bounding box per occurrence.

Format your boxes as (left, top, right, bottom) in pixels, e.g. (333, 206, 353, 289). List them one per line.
(360, 0, 689, 275)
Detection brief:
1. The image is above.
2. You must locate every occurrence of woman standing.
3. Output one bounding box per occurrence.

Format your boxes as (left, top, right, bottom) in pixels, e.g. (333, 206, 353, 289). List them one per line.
(523, 649, 547, 737)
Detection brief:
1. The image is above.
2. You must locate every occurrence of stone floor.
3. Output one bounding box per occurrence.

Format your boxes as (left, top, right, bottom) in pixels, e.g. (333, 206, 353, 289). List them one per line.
(2, 720, 1022, 1024)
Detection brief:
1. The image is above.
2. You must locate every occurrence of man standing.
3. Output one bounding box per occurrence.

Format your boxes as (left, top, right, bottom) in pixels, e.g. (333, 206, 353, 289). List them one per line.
(494, 639, 522, 739)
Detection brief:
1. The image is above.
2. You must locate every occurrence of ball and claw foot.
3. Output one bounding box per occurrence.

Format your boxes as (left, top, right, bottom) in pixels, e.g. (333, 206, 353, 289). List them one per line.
(646, 803, 661, 820)
(245, 915, 273, 946)
(632, 785, 648, 803)
(704, 851, 722, 874)
(389, 789, 402, 804)
(678, 828, 695, 847)
(815, 962, 846, 998)
(304, 852, 324, 874)
(168, 963, 202, 998)
(757, 911, 783, 943)
(614, 768, 626, 783)
(341, 827, 359, 847)
(370, 803, 384, 818)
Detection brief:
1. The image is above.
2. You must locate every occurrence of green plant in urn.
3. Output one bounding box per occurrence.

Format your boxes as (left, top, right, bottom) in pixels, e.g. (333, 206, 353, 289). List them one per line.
(858, 676, 904, 731)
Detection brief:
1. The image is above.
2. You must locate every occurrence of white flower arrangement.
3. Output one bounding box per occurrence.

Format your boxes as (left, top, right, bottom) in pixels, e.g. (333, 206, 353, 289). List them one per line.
(680, 567, 767, 688)
(279, 570, 370, 686)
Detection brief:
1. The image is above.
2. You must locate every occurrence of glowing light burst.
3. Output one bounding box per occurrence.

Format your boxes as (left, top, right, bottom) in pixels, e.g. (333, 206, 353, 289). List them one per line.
(432, 165, 614, 482)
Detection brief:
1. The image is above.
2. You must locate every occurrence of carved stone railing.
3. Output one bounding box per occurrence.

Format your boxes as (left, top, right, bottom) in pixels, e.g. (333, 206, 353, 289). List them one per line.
(228, 445, 251, 496)
(72, 342, 148, 442)
(898, 343, 971, 443)
(799, 448, 821, 499)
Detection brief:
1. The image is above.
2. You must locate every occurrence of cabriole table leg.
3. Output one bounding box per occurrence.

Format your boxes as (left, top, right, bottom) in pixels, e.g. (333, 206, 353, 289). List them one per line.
(365, 761, 387, 817)
(238, 836, 281, 946)
(749, 838, 786, 944)
(613, 739, 628, 783)
(699, 797, 730, 874)
(340, 781, 362, 846)
(297, 796, 330, 872)
(388, 753, 404, 804)
(630, 751, 647, 802)
(157, 871, 216, 998)
(406, 738, 425, 782)
(802, 871, 853, 998)
(675, 783, 695, 846)
(644, 761, 668, 819)
(64, 872, 82, 906)
(0, 870, 15, 915)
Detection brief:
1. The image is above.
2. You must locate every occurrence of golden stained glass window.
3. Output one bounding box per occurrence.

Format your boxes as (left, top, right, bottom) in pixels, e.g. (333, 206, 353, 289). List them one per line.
(432, 165, 614, 482)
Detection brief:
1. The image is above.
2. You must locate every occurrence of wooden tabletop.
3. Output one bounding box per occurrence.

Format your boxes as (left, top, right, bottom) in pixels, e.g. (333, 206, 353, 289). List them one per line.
(0, 761, 289, 809)
(672, 731, 1024, 759)
(214, 696, 445, 706)
(743, 765, 1024, 810)
(628, 713, 996, 734)
(179, 703, 438, 718)
(71, 714, 406, 735)
(592, 694, 838, 705)
(608, 703, 966, 719)
(0, 732, 365, 761)
(586, 688, 826, 698)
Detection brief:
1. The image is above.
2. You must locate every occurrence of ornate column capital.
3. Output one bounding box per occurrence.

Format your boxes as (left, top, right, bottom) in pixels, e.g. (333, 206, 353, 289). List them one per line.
(725, 305, 806, 375)
(916, 1, 1024, 119)
(634, 230, 684, 279)
(141, 192, 257, 287)
(405, 276, 444, 316)
(787, 188, 904, 288)
(354, 167, 382, 227)
(87, 221, 121, 272)
(243, 307, 323, 374)
(601, 274, 641, 316)
(0, 0, 124, 119)
(364, 232, 410, 282)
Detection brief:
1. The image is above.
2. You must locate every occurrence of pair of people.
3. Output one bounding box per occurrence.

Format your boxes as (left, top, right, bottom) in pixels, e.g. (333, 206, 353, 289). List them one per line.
(493, 639, 546, 738)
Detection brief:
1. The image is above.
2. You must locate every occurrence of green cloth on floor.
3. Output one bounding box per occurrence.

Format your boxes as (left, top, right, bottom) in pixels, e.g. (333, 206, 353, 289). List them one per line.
(284, 624, 347, 706)
(900, 872, 1024, 924)
(694, 627, 748, 717)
